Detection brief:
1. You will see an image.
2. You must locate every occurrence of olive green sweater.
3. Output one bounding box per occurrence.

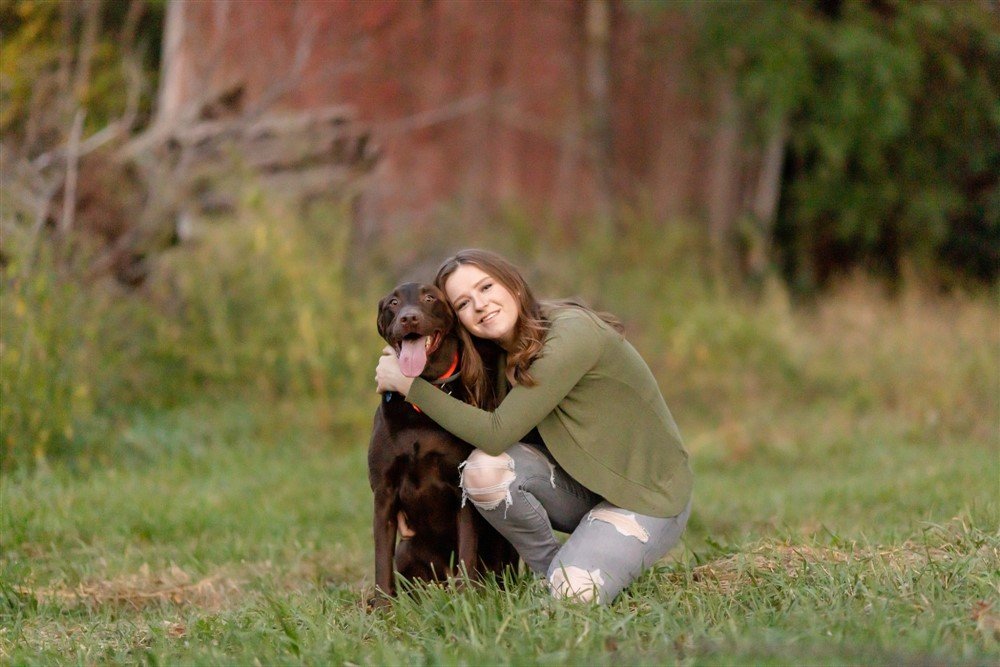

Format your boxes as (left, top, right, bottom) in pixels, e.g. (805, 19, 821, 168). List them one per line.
(406, 307, 693, 518)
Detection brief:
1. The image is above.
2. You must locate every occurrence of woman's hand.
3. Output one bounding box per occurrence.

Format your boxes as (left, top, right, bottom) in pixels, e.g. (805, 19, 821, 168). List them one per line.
(375, 346, 415, 396)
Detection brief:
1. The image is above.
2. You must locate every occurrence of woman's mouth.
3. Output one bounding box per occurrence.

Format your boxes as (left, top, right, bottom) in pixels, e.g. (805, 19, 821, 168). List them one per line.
(480, 310, 499, 325)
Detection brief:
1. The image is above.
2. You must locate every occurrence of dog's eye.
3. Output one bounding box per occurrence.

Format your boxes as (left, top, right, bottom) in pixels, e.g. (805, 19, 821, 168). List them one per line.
(424, 294, 436, 302)
(388, 298, 399, 307)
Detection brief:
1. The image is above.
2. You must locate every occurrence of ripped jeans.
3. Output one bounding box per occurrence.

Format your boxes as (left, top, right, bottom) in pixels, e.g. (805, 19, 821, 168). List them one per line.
(459, 443, 691, 604)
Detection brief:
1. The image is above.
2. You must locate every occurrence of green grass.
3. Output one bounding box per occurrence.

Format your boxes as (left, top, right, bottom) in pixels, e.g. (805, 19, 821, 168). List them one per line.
(2, 388, 996, 664)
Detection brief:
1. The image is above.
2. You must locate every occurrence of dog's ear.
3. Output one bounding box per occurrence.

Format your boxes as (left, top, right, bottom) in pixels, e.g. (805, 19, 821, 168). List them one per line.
(376, 295, 396, 341)
(428, 285, 455, 328)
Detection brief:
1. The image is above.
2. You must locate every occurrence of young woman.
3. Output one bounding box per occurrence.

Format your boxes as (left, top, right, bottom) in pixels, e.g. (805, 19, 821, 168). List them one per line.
(375, 249, 692, 604)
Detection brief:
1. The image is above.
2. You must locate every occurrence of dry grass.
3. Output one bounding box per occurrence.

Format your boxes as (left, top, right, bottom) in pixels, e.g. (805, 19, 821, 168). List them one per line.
(691, 543, 950, 592)
(804, 276, 999, 440)
(20, 563, 247, 611)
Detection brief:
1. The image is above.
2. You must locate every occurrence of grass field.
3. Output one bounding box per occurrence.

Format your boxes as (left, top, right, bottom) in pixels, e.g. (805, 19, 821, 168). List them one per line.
(2, 214, 998, 664)
(2, 393, 996, 664)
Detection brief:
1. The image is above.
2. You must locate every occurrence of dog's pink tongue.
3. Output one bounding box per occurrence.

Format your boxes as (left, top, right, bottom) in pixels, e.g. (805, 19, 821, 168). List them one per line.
(398, 338, 428, 378)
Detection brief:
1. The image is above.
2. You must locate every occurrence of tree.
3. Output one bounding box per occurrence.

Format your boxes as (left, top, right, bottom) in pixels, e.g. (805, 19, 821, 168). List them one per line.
(684, 0, 1000, 288)
(1, 0, 166, 159)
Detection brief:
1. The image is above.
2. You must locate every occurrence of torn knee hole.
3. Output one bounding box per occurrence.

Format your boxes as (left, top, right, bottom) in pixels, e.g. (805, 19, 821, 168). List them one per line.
(549, 566, 604, 603)
(587, 507, 650, 543)
(459, 451, 515, 510)
(464, 468, 515, 505)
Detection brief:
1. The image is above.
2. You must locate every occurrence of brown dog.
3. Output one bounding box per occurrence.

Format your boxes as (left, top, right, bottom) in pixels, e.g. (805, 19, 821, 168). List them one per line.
(368, 282, 518, 602)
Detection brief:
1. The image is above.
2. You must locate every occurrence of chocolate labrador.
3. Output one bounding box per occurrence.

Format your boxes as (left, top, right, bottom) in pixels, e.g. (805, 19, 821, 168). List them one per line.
(368, 282, 518, 603)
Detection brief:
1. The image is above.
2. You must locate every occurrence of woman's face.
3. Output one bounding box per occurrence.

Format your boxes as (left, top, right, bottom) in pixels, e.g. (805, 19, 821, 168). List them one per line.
(444, 264, 520, 349)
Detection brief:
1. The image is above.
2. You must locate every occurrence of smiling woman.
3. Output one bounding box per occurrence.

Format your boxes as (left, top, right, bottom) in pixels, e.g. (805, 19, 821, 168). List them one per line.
(444, 264, 521, 349)
(374, 249, 693, 605)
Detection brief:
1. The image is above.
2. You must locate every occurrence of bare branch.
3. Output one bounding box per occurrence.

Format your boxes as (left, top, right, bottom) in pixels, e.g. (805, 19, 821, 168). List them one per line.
(246, 18, 320, 118)
(31, 17, 148, 172)
(58, 109, 86, 237)
(23, 72, 56, 154)
(56, 1, 75, 119)
(15, 177, 62, 280)
(119, 0, 147, 135)
(586, 0, 614, 227)
(73, 0, 103, 108)
(375, 94, 495, 138)
(751, 121, 787, 226)
(120, 0, 146, 49)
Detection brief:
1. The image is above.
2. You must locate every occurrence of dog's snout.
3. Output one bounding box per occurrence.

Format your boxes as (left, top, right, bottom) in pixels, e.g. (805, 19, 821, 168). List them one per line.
(397, 306, 422, 329)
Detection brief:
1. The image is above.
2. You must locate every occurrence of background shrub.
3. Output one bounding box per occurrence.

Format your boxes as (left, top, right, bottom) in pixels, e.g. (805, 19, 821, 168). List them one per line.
(1, 194, 384, 469)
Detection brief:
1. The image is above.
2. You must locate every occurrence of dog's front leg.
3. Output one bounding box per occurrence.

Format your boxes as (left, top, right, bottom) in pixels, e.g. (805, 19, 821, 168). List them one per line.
(455, 501, 479, 581)
(372, 489, 398, 605)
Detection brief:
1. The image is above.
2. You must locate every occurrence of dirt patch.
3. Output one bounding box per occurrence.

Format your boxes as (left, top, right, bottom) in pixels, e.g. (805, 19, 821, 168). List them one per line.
(17, 551, 368, 615)
(279, 547, 368, 589)
(971, 600, 1000, 643)
(689, 542, 960, 594)
(21, 563, 246, 611)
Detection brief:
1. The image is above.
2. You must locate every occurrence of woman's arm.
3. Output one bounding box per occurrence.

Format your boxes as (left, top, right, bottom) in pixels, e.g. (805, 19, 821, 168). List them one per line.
(406, 313, 603, 456)
(375, 346, 414, 395)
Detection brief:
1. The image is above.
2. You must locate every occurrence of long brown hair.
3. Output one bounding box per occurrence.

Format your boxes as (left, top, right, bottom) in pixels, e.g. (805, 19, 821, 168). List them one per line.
(435, 249, 623, 409)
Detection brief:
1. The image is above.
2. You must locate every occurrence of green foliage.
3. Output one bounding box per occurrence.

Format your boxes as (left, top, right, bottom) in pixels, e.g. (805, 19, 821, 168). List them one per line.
(0, 0, 165, 151)
(146, 196, 381, 411)
(0, 194, 380, 470)
(684, 0, 1000, 287)
(0, 227, 200, 470)
(1, 245, 114, 470)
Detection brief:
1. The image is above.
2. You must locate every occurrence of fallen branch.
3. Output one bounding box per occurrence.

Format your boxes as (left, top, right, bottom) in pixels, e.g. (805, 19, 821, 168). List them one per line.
(58, 109, 86, 237)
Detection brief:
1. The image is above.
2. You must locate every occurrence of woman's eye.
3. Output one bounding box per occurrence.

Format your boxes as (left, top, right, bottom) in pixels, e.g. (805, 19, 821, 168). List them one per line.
(483, 283, 492, 291)
(455, 301, 467, 311)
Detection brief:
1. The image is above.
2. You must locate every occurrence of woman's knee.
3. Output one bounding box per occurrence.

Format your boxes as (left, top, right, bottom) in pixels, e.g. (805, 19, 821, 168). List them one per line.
(459, 449, 516, 509)
(547, 564, 607, 604)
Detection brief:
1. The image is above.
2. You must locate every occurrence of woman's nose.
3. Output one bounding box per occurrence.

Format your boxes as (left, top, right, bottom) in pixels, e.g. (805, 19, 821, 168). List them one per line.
(471, 293, 486, 310)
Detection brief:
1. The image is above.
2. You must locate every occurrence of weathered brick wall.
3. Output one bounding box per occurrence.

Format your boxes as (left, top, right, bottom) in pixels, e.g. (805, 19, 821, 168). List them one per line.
(158, 0, 733, 231)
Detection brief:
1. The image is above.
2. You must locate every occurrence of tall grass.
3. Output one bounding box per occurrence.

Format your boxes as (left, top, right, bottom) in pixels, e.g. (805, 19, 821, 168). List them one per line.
(3, 200, 997, 472)
(1, 242, 127, 469)
(145, 195, 380, 410)
(1, 195, 384, 470)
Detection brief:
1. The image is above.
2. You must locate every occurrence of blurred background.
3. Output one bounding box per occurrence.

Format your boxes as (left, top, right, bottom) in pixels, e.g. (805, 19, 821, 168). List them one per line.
(1, 0, 997, 471)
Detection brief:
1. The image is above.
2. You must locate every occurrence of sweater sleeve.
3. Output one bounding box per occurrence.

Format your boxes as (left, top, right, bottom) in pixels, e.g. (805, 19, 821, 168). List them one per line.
(405, 312, 604, 456)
